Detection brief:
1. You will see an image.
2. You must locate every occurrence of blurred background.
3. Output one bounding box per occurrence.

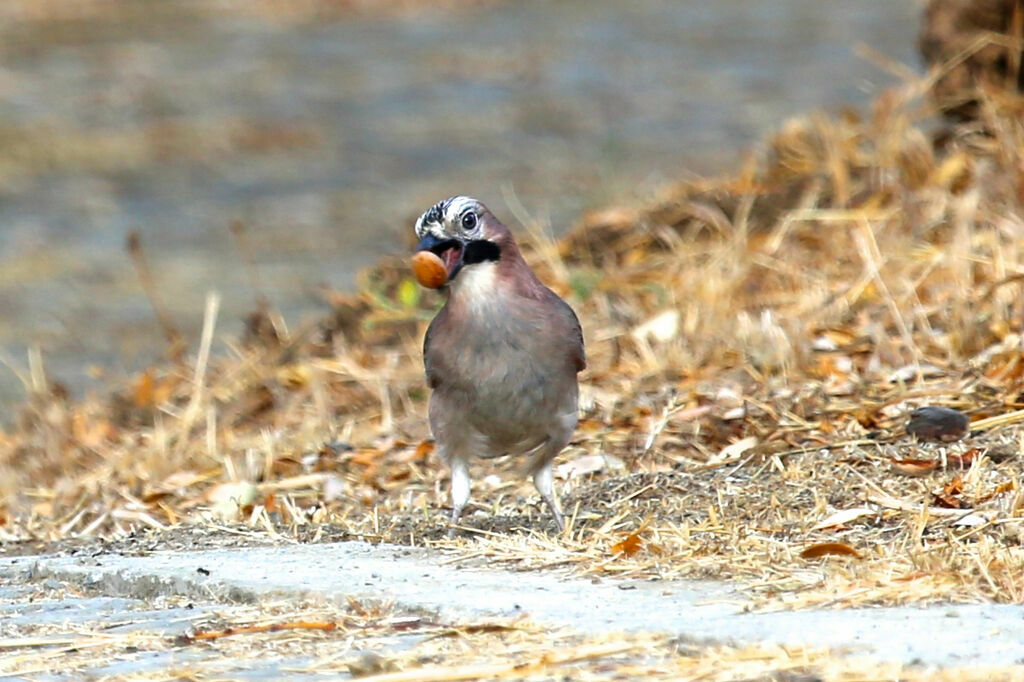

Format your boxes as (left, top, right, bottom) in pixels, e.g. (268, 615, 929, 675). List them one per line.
(0, 0, 919, 410)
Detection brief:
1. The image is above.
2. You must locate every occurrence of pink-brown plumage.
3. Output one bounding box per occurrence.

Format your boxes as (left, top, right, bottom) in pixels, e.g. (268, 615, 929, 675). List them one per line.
(414, 196, 585, 535)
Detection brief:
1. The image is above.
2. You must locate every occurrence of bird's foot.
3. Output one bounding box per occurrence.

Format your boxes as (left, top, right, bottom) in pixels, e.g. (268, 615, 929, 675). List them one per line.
(548, 502, 566, 534)
(446, 505, 465, 539)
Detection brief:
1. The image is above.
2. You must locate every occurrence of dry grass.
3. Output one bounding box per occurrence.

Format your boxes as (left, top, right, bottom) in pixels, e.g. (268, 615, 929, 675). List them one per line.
(3, 59, 1024, 615)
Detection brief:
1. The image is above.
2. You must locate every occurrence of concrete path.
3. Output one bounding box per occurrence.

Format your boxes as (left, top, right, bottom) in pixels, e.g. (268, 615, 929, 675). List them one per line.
(4, 540, 1024, 672)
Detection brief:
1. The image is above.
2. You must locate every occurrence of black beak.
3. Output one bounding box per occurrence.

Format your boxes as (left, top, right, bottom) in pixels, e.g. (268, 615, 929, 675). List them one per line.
(415, 234, 465, 282)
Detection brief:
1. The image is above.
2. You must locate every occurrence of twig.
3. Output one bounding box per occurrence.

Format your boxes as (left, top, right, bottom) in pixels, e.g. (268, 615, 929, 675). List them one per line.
(866, 492, 973, 518)
(180, 621, 339, 643)
(346, 640, 649, 682)
(176, 292, 221, 450)
(126, 230, 184, 358)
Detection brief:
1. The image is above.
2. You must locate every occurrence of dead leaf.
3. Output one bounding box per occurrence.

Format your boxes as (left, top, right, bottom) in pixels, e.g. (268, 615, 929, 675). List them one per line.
(71, 413, 116, 447)
(947, 449, 978, 468)
(277, 364, 311, 389)
(977, 479, 1016, 504)
(887, 364, 946, 383)
(811, 328, 857, 350)
(350, 449, 381, 467)
(800, 542, 862, 559)
(162, 470, 208, 489)
(933, 475, 964, 508)
(132, 369, 176, 409)
(943, 475, 964, 496)
(866, 492, 971, 516)
(714, 436, 758, 464)
(890, 457, 937, 476)
(133, 370, 156, 408)
(995, 480, 1016, 494)
(576, 418, 607, 432)
(812, 507, 874, 530)
(413, 440, 435, 461)
(556, 453, 626, 480)
(611, 534, 643, 557)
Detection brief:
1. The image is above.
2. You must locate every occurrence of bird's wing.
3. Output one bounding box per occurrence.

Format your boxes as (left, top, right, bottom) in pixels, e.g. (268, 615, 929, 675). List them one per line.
(423, 314, 444, 389)
(548, 290, 586, 373)
(567, 303, 587, 373)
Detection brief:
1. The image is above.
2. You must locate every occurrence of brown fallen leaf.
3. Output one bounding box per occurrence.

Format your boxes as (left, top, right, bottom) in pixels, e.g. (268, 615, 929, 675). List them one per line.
(350, 449, 382, 468)
(946, 448, 978, 468)
(800, 542, 862, 559)
(71, 413, 117, 447)
(133, 369, 155, 408)
(611, 534, 643, 557)
(976, 479, 1016, 504)
(934, 495, 961, 508)
(945, 476, 964, 494)
(933, 475, 965, 508)
(890, 457, 937, 477)
(180, 620, 338, 644)
(413, 440, 435, 461)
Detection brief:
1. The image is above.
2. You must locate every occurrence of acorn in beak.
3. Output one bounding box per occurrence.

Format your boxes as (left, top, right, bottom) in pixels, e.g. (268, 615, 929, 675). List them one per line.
(414, 234, 465, 288)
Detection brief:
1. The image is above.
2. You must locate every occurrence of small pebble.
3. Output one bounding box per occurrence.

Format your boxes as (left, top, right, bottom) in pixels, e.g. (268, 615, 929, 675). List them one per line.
(348, 651, 398, 677)
(906, 405, 969, 442)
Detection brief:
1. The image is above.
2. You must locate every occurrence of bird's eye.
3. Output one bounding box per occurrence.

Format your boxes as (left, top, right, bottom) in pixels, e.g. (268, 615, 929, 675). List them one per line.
(461, 212, 478, 231)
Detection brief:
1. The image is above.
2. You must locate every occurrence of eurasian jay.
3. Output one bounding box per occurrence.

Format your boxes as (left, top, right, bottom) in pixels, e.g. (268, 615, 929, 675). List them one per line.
(413, 196, 585, 534)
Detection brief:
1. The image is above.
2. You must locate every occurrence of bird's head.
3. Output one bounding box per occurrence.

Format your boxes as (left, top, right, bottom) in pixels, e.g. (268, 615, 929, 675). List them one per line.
(413, 196, 505, 285)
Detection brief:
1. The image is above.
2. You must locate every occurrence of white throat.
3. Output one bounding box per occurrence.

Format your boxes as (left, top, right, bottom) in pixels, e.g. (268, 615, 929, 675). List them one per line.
(450, 261, 498, 309)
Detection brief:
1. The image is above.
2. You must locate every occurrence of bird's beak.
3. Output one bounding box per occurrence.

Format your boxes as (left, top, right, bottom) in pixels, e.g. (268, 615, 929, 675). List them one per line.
(415, 234, 465, 282)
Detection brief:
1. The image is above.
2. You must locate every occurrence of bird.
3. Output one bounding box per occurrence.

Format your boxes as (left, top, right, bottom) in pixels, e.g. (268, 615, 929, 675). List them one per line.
(413, 196, 585, 535)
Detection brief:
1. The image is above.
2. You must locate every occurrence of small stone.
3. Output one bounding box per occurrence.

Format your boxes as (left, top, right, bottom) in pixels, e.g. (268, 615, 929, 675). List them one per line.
(985, 443, 1017, 462)
(906, 406, 969, 442)
(348, 651, 398, 677)
(322, 474, 348, 503)
(206, 481, 259, 520)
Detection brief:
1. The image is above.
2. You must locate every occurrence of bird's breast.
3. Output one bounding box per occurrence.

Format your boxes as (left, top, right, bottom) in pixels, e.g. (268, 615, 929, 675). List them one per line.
(428, 296, 577, 449)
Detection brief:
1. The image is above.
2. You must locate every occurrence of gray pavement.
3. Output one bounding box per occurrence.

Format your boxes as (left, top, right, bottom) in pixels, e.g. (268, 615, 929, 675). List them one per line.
(3, 540, 1024, 674)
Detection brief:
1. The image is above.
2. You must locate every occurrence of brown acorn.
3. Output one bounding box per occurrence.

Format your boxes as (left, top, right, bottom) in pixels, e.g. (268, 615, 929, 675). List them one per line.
(411, 250, 448, 289)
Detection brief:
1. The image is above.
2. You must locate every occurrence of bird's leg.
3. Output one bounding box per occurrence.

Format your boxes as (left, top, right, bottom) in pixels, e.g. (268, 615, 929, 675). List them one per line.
(447, 456, 471, 538)
(532, 461, 565, 532)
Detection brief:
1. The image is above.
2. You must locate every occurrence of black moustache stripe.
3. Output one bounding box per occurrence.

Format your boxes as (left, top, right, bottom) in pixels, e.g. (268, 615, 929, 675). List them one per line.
(463, 240, 501, 264)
